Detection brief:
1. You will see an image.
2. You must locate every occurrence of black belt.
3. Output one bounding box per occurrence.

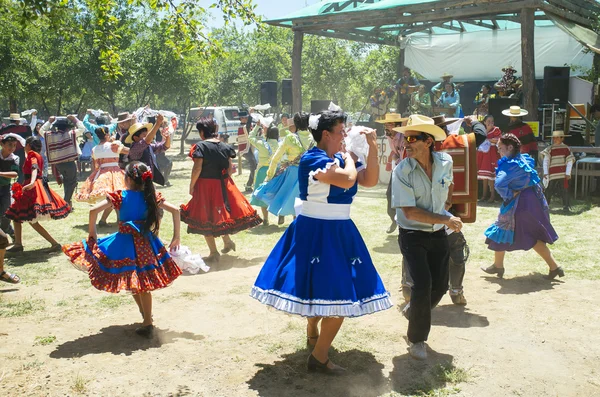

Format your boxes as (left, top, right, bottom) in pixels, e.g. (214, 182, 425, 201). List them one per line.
(399, 227, 446, 236)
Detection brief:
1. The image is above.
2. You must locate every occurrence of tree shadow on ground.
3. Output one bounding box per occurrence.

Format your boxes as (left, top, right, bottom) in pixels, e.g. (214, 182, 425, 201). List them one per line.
(372, 234, 400, 254)
(247, 348, 388, 397)
(390, 343, 456, 395)
(482, 273, 563, 295)
(432, 304, 489, 328)
(202, 255, 265, 273)
(248, 224, 288, 235)
(0, 287, 20, 293)
(5, 247, 60, 266)
(50, 325, 204, 358)
(548, 201, 592, 216)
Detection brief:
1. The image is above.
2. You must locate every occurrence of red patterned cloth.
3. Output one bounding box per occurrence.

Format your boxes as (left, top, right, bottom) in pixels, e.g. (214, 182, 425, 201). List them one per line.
(5, 151, 70, 223)
(477, 127, 502, 180)
(62, 220, 181, 294)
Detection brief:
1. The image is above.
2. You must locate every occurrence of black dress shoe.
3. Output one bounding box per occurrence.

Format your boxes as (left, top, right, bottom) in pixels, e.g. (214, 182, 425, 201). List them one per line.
(481, 264, 505, 278)
(547, 266, 565, 280)
(307, 354, 347, 375)
(135, 324, 154, 338)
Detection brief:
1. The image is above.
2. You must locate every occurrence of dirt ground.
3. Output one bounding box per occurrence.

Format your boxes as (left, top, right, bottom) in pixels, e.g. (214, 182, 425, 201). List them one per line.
(1, 148, 600, 397)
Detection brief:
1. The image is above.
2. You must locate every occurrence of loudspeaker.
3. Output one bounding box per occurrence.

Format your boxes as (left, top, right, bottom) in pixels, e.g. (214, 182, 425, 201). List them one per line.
(281, 79, 292, 106)
(311, 100, 331, 114)
(260, 81, 278, 107)
(543, 66, 570, 105)
(488, 97, 517, 133)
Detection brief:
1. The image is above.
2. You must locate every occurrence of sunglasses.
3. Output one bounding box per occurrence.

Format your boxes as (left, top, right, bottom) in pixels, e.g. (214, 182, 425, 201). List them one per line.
(404, 134, 428, 143)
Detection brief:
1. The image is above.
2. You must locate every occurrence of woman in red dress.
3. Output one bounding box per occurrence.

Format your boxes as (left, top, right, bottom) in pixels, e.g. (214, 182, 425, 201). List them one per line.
(180, 118, 262, 262)
(477, 115, 502, 202)
(6, 136, 70, 253)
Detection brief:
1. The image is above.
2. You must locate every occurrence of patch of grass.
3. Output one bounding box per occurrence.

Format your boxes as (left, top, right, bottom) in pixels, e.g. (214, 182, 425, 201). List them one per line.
(431, 362, 469, 384)
(265, 342, 284, 354)
(179, 291, 204, 300)
(56, 300, 69, 307)
(0, 297, 45, 317)
(97, 295, 128, 309)
(71, 374, 89, 394)
(20, 360, 44, 372)
(227, 285, 249, 295)
(34, 335, 57, 346)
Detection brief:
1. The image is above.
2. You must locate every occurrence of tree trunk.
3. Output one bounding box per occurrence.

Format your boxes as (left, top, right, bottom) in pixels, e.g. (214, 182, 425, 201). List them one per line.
(75, 92, 86, 115)
(56, 87, 63, 116)
(520, 8, 537, 121)
(8, 95, 18, 113)
(292, 30, 304, 113)
(396, 47, 405, 113)
(179, 100, 192, 156)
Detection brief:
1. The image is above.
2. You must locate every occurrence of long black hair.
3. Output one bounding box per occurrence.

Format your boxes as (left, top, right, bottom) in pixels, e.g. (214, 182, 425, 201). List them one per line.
(124, 162, 159, 235)
(293, 112, 309, 131)
(26, 136, 42, 153)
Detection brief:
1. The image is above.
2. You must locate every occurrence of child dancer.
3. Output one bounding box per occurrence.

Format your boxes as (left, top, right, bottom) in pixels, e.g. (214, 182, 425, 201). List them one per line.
(63, 162, 182, 337)
(6, 137, 70, 253)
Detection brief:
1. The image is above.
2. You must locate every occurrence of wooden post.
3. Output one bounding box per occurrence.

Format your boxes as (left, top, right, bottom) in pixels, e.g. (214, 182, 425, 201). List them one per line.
(520, 8, 537, 121)
(396, 47, 405, 113)
(292, 30, 304, 113)
(593, 52, 600, 105)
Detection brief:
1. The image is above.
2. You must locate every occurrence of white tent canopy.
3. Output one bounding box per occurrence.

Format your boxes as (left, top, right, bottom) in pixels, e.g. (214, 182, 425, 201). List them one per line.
(405, 25, 592, 81)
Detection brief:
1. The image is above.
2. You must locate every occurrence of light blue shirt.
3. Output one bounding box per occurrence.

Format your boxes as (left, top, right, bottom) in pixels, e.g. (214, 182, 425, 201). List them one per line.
(391, 151, 453, 232)
(83, 114, 117, 145)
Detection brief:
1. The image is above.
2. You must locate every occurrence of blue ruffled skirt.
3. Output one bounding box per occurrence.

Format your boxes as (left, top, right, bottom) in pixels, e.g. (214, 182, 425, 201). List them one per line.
(251, 214, 393, 317)
(485, 186, 558, 251)
(252, 165, 299, 217)
(250, 166, 268, 207)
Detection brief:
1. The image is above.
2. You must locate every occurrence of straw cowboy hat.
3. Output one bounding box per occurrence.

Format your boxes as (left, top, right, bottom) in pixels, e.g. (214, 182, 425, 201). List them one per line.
(440, 72, 454, 79)
(502, 65, 518, 73)
(125, 122, 153, 144)
(375, 113, 407, 124)
(9, 113, 21, 121)
(393, 114, 447, 141)
(116, 112, 135, 124)
(551, 130, 570, 138)
(502, 106, 528, 117)
(432, 115, 459, 127)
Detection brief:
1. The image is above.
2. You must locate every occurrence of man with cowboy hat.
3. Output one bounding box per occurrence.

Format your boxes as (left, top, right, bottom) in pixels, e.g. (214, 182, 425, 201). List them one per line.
(40, 115, 85, 207)
(391, 114, 463, 360)
(494, 66, 519, 97)
(503, 105, 538, 165)
(0, 114, 33, 183)
(431, 72, 456, 96)
(113, 112, 137, 168)
(126, 113, 168, 185)
(541, 130, 575, 211)
(377, 112, 408, 233)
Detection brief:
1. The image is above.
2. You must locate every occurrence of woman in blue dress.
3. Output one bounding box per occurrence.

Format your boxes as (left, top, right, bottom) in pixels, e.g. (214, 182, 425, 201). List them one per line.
(436, 82, 462, 118)
(481, 133, 564, 280)
(251, 111, 392, 374)
(63, 161, 182, 338)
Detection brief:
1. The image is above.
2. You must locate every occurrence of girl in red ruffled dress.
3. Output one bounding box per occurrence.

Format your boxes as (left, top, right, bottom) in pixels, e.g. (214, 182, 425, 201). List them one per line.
(477, 115, 502, 202)
(63, 162, 182, 338)
(180, 118, 262, 263)
(6, 136, 70, 253)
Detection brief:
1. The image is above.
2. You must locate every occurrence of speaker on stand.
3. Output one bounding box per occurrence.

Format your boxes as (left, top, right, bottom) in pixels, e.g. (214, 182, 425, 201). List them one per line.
(311, 100, 331, 114)
(543, 66, 570, 106)
(260, 81, 278, 108)
(488, 97, 518, 133)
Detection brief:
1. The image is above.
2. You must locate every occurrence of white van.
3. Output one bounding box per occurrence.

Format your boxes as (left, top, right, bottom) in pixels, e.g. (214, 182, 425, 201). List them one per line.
(185, 106, 241, 143)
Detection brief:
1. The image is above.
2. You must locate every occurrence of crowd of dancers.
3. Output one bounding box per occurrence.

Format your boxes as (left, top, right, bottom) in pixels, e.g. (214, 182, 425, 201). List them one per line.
(0, 100, 567, 372)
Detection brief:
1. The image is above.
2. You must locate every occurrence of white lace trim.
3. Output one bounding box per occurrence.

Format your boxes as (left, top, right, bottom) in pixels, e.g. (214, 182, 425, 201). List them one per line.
(250, 286, 393, 318)
(308, 158, 340, 185)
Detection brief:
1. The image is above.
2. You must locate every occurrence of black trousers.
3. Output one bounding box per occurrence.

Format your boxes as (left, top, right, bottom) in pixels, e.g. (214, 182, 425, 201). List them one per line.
(243, 151, 258, 188)
(156, 152, 173, 185)
(399, 228, 449, 343)
(544, 179, 570, 208)
(55, 161, 78, 205)
(0, 187, 14, 235)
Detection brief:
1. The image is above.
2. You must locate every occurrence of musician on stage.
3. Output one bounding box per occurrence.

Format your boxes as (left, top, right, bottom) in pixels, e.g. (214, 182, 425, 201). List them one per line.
(473, 84, 495, 118)
(436, 82, 462, 118)
(396, 67, 419, 115)
(494, 66, 519, 97)
(431, 73, 457, 98)
(409, 85, 432, 117)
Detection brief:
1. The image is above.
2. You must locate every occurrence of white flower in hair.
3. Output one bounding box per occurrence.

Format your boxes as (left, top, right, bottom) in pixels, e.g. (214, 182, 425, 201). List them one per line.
(328, 102, 342, 112)
(308, 114, 321, 130)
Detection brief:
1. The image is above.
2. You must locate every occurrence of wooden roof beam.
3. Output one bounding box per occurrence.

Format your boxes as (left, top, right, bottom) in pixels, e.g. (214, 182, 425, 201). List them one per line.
(463, 19, 498, 29)
(292, 0, 538, 31)
(545, 0, 599, 18)
(307, 29, 397, 46)
(539, 2, 595, 28)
